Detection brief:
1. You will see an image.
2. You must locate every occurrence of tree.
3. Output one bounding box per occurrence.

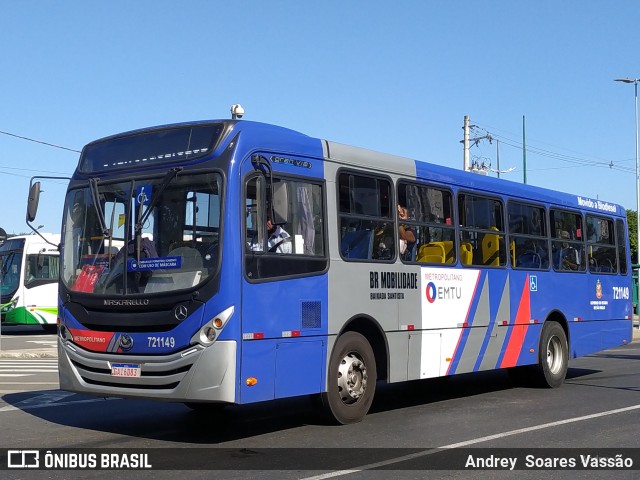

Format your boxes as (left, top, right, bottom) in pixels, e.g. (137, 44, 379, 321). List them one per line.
(627, 209, 638, 265)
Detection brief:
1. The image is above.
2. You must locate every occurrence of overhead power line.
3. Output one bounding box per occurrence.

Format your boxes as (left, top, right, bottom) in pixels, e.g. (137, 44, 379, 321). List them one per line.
(0, 129, 81, 153)
(471, 122, 635, 174)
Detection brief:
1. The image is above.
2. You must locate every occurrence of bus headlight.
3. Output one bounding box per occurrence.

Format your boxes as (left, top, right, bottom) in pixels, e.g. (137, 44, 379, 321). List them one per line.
(192, 305, 234, 347)
(2, 296, 19, 312)
(203, 326, 216, 342)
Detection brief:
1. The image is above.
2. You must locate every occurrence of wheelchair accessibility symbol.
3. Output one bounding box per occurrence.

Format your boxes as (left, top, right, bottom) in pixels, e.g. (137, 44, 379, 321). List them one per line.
(529, 275, 538, 292)
(135, 185, 152, 206)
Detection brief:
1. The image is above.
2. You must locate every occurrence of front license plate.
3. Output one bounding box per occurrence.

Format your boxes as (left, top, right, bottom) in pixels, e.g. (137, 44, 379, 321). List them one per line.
(110, 363, 141, 378)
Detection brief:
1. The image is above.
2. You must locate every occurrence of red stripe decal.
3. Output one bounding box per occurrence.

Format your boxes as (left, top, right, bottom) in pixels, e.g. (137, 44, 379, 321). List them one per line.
(68, 328, 114, 352)
(500, 277, 531, 368)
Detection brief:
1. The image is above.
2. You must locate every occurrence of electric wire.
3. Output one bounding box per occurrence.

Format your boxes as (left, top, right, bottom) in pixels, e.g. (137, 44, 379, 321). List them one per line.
(0, 129, 81, 153)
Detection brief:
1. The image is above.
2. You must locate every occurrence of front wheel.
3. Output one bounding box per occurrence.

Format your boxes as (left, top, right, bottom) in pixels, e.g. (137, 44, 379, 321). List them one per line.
(322, 331, 377, 425)
(534, 321, 568, 388)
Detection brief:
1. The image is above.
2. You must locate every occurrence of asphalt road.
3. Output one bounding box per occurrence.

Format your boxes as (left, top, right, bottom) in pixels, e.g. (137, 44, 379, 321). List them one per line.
(1, 328, 640, 479)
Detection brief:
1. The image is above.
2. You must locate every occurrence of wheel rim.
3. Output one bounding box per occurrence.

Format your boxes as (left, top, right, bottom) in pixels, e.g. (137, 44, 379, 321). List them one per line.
(337, 351, 368, 405)
(546, 335, 563, 375)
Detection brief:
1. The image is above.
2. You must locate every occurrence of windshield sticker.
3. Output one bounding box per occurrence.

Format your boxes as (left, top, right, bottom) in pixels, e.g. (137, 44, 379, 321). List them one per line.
(127, 256, 182, 272)
(135, 185, 152, 206)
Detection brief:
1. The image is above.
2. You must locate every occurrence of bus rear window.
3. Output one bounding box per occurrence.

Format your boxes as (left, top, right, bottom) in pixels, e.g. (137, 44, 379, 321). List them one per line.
(79, 123, 225, 173)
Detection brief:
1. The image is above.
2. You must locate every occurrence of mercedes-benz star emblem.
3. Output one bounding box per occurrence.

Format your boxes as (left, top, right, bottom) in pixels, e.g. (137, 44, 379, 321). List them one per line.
(175, 305, 188, 321)
(119, 334, 134, 351)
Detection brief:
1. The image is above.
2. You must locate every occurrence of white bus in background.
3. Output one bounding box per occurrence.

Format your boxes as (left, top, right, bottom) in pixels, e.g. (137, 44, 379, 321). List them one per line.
(0, 233, 60, 330)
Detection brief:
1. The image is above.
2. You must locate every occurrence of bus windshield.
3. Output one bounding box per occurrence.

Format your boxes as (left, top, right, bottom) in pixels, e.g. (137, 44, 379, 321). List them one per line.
(0, 250, 23, 300)
(61, 172, 222, 296)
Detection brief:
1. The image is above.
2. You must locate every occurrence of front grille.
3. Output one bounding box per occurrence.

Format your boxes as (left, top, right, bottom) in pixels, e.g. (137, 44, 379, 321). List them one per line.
(82, 378, 180, 390)
(81, 323, 179, 333)
(64, 341, 202, 392)
(70, 359, 191, 377)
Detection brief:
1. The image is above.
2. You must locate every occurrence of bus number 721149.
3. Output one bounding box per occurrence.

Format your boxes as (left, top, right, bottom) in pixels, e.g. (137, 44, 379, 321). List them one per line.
(147, 337, 176, 348)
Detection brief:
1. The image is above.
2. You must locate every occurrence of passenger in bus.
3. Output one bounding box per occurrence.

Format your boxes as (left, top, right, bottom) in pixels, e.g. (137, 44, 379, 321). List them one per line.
(398, 204, 416, 261)
(557, 230, 580, 270)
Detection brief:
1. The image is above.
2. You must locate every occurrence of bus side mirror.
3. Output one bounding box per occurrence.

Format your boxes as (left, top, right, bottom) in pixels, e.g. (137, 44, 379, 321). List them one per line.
(27, 181, 42, 223)
(272, 181, 289, 225)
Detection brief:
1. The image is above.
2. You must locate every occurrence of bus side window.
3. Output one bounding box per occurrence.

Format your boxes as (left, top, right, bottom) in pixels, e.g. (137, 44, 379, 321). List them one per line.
(616, 219, 628, 275)
(586, 215, 617, 274)
(508, 202, 549, 270)
(458, 193, 507, 267)
(398, 181, 456, 265)
(338, 171, 393, 262)
(244, 172, 326, 279)
(550, 209, 587, 272)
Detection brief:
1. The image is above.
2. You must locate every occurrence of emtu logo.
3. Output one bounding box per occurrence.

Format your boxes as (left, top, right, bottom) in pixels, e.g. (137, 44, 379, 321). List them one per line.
(425, 282, 463, 303)
(426, 282, 437, 303)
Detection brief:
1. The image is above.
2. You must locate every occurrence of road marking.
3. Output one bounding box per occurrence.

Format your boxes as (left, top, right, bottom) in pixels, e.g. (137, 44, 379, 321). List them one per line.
(0, 359, 57, 377)
(0, 370, 57, 375)
(301, 403, 640, 480)
(15, 391, 74, 407)
(0, 397, 118, 413)
(0, 382, 59, 385)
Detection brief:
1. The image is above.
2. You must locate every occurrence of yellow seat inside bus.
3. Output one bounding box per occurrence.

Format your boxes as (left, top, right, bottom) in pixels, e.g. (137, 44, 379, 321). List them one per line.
(482, 229, 500, 266)
(416, 241, 455, 264)
(460, 241, 473, 265)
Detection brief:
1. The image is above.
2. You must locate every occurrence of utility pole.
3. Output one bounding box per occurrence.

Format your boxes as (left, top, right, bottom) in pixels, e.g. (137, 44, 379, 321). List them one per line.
(523, 115, 527, 184)
(496, 139, 500, 179)
(463, 115, 470, 171)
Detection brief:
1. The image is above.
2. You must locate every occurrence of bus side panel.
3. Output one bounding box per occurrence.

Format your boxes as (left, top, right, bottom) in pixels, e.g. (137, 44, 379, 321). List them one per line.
(240, 339, 277, 403)
(23, 283, 59, 325)
(447, 270, 511, 375)
(475, 271, 512, 371)
(239, 273, 329, 403)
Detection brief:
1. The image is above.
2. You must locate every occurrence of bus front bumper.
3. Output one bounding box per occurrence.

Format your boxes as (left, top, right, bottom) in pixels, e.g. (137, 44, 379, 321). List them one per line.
(58, 338, 237, 404)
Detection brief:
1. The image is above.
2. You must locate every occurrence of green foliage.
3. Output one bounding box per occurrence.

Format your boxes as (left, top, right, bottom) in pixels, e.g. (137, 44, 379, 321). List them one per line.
(627, 209, 638, 265)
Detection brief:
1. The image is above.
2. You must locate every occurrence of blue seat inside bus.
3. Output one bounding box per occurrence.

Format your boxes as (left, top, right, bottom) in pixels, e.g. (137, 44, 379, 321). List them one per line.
(516, 251, 542, 268)
(341, 230, 373, 259)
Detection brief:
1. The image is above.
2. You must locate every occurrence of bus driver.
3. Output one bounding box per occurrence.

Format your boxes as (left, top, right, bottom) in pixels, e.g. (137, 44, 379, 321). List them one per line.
(251, 217, 292, 253)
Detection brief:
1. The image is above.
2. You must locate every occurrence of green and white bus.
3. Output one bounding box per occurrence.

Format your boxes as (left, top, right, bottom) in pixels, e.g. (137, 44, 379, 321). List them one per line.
(0, 234, 60, 328)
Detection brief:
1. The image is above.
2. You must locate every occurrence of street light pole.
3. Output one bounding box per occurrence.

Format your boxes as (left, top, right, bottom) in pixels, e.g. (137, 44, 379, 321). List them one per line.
(616, 77, 640, 264)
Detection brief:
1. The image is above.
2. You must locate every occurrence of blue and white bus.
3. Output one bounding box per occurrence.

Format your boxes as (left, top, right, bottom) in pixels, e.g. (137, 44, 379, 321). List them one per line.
(27, 118, 633, 424)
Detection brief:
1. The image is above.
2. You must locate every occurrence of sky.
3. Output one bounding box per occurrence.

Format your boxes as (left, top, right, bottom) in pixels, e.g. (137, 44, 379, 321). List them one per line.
(1, 1, 640, 234)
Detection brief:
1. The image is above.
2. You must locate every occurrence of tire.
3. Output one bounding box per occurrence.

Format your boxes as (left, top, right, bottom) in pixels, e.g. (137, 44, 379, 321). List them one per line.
(533, 321, 568, 388)
(322, 331, 377, 425)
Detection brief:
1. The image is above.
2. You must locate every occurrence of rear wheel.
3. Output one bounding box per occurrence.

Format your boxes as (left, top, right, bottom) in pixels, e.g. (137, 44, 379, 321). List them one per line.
(322, 331, 377, 425)
(534, 321, 568, 388)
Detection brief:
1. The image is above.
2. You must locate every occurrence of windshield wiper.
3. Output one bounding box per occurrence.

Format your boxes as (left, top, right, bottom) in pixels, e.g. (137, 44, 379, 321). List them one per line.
(0, 253, 15, 282)
(89, 178, 112, 239)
